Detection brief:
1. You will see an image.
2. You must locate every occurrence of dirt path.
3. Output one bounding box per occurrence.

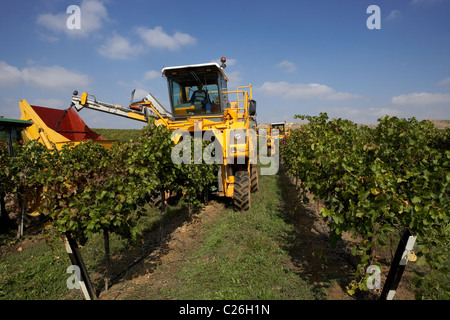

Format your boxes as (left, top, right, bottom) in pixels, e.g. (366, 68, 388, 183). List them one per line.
(277, 167, 358, 299)
(278, 166, 417, 300)
(98, 200, 225, 300)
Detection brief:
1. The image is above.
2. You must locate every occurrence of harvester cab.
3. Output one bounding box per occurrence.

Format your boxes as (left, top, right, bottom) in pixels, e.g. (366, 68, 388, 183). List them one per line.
(162, 61, 228, 118)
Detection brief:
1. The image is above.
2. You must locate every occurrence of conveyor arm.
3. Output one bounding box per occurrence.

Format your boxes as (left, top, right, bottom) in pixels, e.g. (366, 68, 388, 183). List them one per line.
(70, 91, 172, 124)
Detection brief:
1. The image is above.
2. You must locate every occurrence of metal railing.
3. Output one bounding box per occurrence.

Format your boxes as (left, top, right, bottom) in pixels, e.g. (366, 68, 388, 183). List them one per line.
(223, 84, 253, 116)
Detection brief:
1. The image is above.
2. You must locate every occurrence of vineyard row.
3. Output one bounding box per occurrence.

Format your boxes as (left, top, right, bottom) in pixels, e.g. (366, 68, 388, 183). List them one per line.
(280, 113, 449, 299)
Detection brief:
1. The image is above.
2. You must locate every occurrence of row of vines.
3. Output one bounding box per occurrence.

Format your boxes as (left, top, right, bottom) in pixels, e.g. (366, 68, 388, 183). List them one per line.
(0, 123, 218, 289)
(280, 113, 449, 299)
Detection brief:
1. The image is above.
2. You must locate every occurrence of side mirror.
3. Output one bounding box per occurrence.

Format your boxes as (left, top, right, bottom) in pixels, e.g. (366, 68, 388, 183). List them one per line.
(249, 99, 257, 116)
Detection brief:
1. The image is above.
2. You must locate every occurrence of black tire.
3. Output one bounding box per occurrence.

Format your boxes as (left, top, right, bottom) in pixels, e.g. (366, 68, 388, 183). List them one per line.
(234, 170, 250, 211)
(250, 164, 259, 193)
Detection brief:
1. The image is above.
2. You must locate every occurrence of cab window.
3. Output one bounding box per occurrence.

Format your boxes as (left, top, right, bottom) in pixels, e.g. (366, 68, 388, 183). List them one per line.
(168, 72, 221, 116)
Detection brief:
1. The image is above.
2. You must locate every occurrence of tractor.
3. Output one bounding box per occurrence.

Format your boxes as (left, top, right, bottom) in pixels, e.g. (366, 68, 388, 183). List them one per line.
(71, 57, 258, 210)
(266, 121, 290, 155)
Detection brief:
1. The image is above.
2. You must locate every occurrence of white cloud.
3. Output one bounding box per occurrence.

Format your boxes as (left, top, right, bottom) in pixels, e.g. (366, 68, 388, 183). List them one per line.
(143, 70, 161, 80)
(22, 65, 91, 90)
(135, 26, 197, 51)
(323, 107, 401, 124)
(37, 0, 109, 38)
(97, 26, 197, 60)
(258, 81, 361, 101)
(77, 0, 109, 32)
(37, 12, 66, 34)
(411, 0, 441, 4)
(0, 61, 22, 87)
(0, 61, 91, 91)
(31, 98, 66, 108)
(97, 34, 143, 60)
(277, 60, 297, 73)
(437, 77, 450, 86)
(226, 71, 243, 87)
(386, 10, 402, 21)
(391, 92, 450, 106)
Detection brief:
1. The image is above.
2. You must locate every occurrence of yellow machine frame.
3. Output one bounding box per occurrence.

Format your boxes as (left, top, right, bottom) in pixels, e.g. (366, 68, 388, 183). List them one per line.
(18, 99, 114, 150)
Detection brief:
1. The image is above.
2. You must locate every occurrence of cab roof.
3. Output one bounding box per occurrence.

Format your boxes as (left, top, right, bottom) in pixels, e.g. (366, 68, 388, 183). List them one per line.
(161, 63, 228, 82)
(0, 117, 33, 128)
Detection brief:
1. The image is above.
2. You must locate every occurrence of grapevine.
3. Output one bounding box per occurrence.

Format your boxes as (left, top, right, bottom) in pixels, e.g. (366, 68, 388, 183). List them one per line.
(1, 123, 219, 290)
(281, 113, 449, 299)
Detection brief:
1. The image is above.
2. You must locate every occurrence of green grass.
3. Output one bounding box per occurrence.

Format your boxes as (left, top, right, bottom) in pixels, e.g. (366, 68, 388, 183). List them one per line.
(0, 239, 69, 299)
(0, 203, 171, 300)
(92, 128, 142, 143)
(162, 172, 321, 300)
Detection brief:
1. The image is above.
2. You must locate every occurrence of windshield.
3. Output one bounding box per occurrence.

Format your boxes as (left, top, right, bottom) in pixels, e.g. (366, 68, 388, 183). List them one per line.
(168, 72, 221, 116)
(271, 124, 285, 134)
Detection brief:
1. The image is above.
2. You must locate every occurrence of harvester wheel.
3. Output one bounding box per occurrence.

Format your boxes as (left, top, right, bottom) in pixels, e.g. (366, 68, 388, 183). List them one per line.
(250, 164, 259, 193)
(234, 171, 250, 211)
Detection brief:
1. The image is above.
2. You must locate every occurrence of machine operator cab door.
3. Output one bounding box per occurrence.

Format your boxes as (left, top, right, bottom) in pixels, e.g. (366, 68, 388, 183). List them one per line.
(162, 63, 229, 120)
(0, 117, 33, 158)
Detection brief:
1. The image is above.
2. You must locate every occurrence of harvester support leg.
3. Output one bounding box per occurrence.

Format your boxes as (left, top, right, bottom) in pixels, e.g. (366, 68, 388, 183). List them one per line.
(234, 171, 250, 211)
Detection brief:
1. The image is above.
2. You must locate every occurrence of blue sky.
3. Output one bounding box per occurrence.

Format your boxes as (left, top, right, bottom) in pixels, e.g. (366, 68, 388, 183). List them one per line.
(1, 0, 449, 129)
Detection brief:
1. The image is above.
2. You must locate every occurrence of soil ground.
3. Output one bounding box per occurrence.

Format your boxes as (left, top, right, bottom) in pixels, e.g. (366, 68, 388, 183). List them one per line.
(98, 201, 223, 300)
